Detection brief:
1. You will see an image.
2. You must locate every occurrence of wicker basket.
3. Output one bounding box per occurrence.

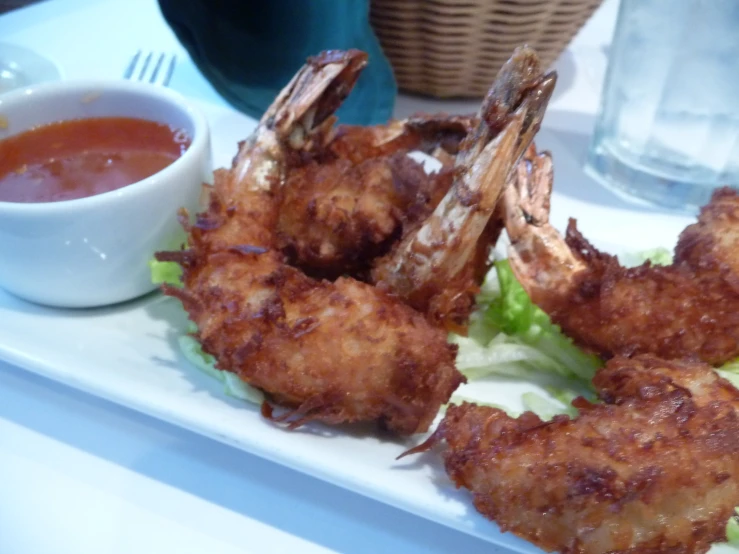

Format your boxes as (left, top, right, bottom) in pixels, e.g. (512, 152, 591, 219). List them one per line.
(370, 0, 602, 98)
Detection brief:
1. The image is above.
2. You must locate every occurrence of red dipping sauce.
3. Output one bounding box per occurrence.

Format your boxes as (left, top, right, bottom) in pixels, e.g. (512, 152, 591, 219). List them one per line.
(0, 117, 191, 203)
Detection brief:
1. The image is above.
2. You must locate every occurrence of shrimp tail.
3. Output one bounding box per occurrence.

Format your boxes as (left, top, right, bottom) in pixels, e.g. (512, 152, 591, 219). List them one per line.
(502, 146, 587, 313)
(265, 50, 368, 151)
(230, 49, 368, 194)
(372, 46, 557, 330)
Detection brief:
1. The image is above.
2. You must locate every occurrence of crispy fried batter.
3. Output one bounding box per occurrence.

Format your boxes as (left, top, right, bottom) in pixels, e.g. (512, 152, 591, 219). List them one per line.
(276, 153, 436, 277)
(157, 50, 466, 434)
(675, 187, 739, 289)
(275, 115, 473, 278)
(548, 202, 739, 365)
(420, 356, 739, 554)
(505, 153, 739, 365)
(163, 170, 464, 435)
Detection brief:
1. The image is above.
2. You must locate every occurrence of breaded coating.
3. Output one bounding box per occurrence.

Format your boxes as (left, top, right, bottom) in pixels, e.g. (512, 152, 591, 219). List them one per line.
(275, 116, 473, 277)
(504, 146, 739, 365)
(675, 187, 739, 282)
(418, 355, 739, 553)
(165, 173, 462, 434)
(550, 216, 739, 365)
(276, 153, 435, 277)
(157, 50, 465, 434)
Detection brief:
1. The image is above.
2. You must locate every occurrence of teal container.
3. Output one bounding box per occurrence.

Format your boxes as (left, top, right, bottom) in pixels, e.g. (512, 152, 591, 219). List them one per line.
(158, 0, 397, 125)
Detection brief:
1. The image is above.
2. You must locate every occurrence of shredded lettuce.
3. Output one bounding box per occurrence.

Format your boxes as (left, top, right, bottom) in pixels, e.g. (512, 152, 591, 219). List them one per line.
(619, 247, 673, 268)
(149, 234, 188, 287)
(178, 327, 264, 404)
(521, 392, 573, 421)
(454, 252, 739, 547)
(152, 239, 739, 545)
(454, 247, 679, 394)
(149, 258, 182, 287)
(728, 508, 739, 546)
(151, 260, 263, 405)
(718, 359, 739, 389)
(456, 259, 601, 387)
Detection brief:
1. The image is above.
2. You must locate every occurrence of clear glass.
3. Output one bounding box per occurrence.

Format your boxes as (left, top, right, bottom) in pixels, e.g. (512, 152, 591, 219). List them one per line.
(586, 0, 739, 212)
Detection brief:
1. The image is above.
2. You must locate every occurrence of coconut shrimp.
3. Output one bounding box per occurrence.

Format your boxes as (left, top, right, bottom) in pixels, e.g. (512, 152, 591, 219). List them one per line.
(156, 50, 464, 435)
(503, 147, 739, 365)
(408, 355, 739, 554)
(277, 150, 441, 278)
(371, 46, 557, 331)
(277, 113, 475, 278)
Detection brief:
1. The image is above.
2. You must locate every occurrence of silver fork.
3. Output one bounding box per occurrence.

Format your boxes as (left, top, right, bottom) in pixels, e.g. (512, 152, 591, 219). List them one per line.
(123, 51, 177, 86)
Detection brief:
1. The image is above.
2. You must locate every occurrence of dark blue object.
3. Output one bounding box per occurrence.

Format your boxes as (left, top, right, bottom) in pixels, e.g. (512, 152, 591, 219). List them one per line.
(158, 0, 397, 125)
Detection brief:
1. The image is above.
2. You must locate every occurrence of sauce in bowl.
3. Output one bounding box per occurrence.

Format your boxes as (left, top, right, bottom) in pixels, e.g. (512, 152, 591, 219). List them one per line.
(0, 117, 191, 203)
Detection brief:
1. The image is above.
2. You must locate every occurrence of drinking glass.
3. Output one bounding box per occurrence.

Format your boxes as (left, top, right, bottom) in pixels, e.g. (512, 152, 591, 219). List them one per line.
(586, 0, 739, 212)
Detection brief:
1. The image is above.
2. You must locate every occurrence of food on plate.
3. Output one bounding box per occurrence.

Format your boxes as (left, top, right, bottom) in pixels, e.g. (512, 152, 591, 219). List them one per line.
(149, 42, 739, 553)
(155, 50, 468, 434)
(372, 47, 557, 331)
(154, 45, 561, 433)
(408, 355, 739, 554)
(503, 145, 739, 366)
(278, 148, 443, 279)
(406, 146, 739, 552)
(324, 113, 476, 164)
(0, 117, 190, 203)
(276, 112, 475, 278)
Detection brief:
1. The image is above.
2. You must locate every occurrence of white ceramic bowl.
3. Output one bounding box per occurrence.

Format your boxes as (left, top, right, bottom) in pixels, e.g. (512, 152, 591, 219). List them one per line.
(0, 80, 210, 308)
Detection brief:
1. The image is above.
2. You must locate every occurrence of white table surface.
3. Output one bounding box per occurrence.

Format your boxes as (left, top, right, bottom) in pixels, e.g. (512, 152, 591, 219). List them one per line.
(0, 1, 689, 553)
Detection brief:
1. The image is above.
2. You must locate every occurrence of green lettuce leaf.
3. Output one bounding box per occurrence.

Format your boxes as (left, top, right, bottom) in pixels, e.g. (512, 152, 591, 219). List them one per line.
(149, 258, 182, 287)
(480, 260, 602, 383)
(727, 507, 739, 545)
(178, 332, 264, 405)
(717, 358, 739, 389)
(149, 233, 188, 287)
(150, 259, 263, 405)
(455, 253, 739, 548)
(521, 391, 575, 421)
(619, 247, 673, 268)
(633, 247, 673, 266)
(455, 247, 678, 392)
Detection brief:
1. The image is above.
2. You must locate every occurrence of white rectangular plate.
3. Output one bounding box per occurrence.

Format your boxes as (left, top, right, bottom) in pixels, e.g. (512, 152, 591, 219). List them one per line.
(0, 285, 547, 553)
(0, 113, 708, 553)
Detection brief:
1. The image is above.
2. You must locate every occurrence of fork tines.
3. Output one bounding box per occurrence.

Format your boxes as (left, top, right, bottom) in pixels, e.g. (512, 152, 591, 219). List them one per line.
(124, 50, 177, 86)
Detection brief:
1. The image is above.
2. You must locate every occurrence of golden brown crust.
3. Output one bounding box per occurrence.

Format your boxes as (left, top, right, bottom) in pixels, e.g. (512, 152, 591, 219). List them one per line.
(541, 209, 739, 365)
(159, 170, 465, 435)
(276, 153, 434, 278)
(429, 356, 739, 554)
(276, 118, 469, 279)
(675, 187, 739, 293)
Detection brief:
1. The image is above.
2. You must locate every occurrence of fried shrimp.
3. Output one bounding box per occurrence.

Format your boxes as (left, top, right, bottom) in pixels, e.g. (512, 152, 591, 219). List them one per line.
(408, 355, 739, 554)
(503, 151, 739, 364)
(371, 47, 557, 331)
(156, 50, 464, 434)
(276, 114, 474, 277)
(277, 151, 435, 278)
